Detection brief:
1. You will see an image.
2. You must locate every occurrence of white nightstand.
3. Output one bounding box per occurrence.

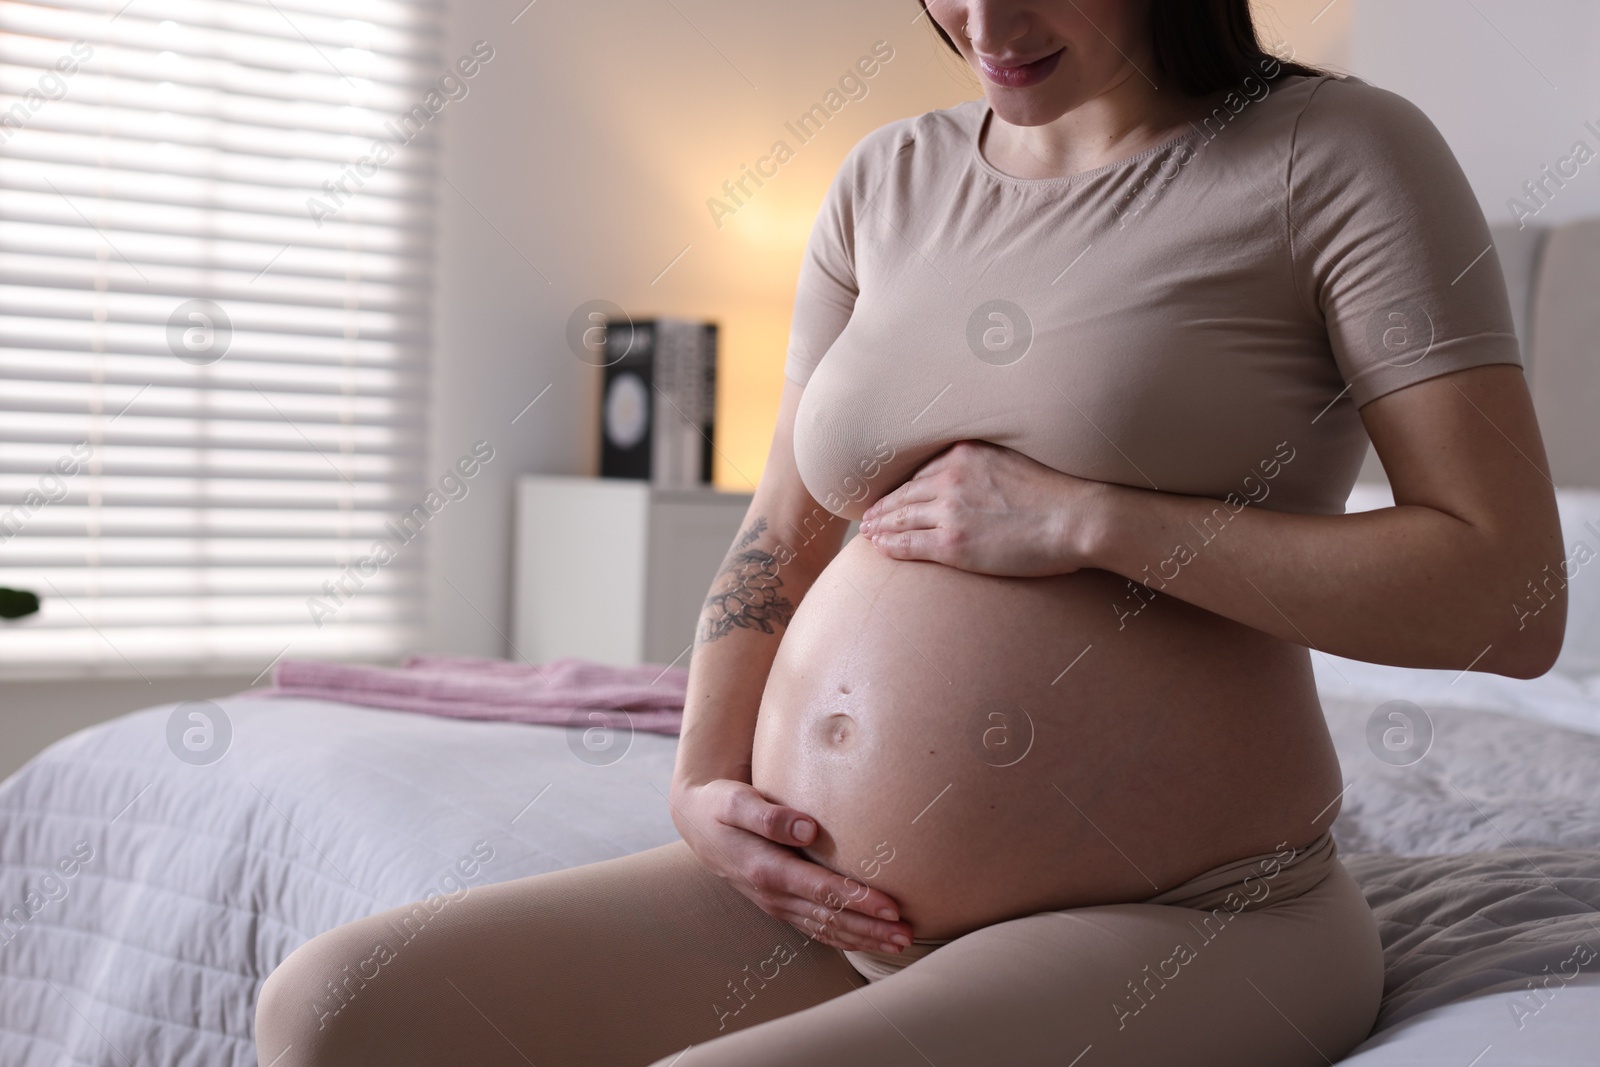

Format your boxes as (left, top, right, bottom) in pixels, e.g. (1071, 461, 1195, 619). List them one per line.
(512, 475, 755, 668)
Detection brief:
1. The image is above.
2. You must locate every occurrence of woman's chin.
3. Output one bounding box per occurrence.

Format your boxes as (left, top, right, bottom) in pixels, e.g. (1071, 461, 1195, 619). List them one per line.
(982, 87, 1079, 129)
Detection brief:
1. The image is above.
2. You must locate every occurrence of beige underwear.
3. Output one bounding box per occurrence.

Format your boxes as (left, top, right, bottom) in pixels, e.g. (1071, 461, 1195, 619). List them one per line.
(843, 832, 1337, 982)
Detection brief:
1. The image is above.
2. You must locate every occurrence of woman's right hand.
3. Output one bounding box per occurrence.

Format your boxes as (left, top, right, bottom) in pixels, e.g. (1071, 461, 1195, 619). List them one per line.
(669, 777, 914, 954)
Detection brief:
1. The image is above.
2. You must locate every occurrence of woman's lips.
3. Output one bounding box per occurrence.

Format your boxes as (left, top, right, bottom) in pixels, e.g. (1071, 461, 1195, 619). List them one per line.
(977, 48, 1064, 89)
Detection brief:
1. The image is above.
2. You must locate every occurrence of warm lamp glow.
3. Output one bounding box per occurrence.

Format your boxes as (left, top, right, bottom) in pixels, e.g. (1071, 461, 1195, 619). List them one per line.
(712, 308, 795, 491)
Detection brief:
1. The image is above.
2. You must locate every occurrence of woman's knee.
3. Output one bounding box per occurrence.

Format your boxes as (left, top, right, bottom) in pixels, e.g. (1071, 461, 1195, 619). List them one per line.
(254, 917, 394, 1067)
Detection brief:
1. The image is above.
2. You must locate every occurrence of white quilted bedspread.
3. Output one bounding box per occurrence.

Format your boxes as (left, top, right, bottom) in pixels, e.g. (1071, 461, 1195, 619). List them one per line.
(1321, 689, 1600, 1065)
(0, 686, 1595, 1066)
(0, 699, 683, 1067)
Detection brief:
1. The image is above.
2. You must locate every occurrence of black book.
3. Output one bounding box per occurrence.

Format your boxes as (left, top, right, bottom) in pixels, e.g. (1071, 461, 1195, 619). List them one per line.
(699, 322, 718, 485)
(598, 318, 716, 486)
(599, 319, 656, 482)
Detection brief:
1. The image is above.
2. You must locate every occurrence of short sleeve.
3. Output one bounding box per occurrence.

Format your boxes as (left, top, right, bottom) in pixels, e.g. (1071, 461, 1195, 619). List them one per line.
(783, 140, 869, 387)
(1288, 77, 1523, 408)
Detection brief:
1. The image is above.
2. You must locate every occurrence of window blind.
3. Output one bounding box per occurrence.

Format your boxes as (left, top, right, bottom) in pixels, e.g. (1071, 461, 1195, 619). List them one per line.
(0, 0, 441, 679)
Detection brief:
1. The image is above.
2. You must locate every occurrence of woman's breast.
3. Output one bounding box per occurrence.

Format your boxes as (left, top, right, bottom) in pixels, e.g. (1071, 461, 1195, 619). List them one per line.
(750, 535, 1343, 939)
(790, 265, 1360, 522)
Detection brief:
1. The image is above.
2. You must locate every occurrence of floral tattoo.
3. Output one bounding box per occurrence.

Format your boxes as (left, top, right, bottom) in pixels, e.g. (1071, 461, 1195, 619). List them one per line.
(700, 517, 797, 642)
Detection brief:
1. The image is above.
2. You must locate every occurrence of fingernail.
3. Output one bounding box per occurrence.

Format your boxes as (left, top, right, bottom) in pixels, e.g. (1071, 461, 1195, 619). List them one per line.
(793, 819, 815, 843)
(860, 520, 873, 534)
(890, 933, 911, 947)
(877, 908, 897, 921)
(879, 942, 902, 954)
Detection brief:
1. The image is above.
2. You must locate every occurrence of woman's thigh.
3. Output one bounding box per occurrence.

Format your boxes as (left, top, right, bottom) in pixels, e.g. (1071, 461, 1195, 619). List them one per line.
(254, 840, 867, 1067)
(654, 860, 1383, 1067)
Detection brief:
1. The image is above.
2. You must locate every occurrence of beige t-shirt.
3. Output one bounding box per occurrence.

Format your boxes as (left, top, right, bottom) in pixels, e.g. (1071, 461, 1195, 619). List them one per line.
(784, 74, 1522, 519)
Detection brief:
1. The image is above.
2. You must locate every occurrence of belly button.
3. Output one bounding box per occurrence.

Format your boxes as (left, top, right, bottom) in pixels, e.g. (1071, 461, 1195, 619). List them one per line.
(824, 713, 855, 747)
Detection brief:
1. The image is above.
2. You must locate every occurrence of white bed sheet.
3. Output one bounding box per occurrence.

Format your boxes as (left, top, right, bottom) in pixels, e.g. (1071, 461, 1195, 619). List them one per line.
(0, 699, 682, 1067)
(1317, 687, 1600, 1065)
(1340, 974, 1600, 1067)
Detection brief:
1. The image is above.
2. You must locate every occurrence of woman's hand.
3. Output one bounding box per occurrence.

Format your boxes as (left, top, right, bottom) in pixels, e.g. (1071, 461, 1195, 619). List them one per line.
(669, 777, 914, 954)
(859, 440, 1106, 576)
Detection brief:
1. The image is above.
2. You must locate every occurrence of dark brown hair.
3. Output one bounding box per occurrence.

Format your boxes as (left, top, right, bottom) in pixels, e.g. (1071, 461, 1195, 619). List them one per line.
(917, 0, 1320, 96)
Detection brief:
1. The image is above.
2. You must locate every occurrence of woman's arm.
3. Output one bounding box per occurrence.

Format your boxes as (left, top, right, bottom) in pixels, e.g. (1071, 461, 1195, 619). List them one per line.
(669, 377, 915, 953)
(861, 364, 1567, 679)
(672, 378, 844, 786)
(1083, 364, 1566, 678)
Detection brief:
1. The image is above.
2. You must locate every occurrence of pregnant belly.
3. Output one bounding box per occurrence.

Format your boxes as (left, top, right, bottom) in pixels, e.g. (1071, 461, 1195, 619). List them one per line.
(750, 535, 1343, 939)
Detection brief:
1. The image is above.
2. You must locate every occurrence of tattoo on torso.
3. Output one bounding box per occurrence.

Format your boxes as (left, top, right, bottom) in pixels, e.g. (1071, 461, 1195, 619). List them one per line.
(700, 517, 797, 642)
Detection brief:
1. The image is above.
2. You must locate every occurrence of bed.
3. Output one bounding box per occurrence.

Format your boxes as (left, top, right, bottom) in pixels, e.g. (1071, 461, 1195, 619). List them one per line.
(2, 218, 1599, 1064)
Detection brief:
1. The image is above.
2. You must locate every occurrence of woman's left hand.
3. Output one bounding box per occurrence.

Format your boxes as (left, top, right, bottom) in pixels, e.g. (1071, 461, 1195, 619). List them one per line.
(858, 440, 1105, 577)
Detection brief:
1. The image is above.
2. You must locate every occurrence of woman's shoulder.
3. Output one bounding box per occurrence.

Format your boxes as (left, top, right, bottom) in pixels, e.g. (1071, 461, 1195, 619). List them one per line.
(834, 99, 986, 177)
(1204, 70, 1458, 202)
(1280, 72, 1448, 159)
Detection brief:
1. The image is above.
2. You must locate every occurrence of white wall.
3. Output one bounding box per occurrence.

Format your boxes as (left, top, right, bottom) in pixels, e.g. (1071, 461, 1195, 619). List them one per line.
(1349, 0, 1600, 228)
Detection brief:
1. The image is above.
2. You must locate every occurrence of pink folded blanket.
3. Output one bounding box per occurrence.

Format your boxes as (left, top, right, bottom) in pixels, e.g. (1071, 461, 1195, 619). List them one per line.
(243, 654, 688, 735)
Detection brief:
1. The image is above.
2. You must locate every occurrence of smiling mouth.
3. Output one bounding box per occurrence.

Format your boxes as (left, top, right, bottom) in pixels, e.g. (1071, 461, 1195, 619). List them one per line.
(976, 48, 1065, 89)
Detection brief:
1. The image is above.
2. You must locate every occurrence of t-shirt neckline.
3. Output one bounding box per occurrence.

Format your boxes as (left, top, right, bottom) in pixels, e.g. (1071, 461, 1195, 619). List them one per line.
(969, 100, 1205, 186)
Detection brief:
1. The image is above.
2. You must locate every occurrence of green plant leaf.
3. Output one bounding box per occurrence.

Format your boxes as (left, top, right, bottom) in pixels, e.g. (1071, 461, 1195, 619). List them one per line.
(0, 588, 41, 620)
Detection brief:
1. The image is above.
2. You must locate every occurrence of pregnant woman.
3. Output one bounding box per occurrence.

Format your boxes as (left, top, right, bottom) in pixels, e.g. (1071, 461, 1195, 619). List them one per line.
(256, 2, 1566, 1065)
